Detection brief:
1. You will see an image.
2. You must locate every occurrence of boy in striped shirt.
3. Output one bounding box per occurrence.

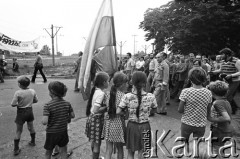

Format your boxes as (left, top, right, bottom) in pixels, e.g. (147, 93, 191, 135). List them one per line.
(42, 81, 75, 159)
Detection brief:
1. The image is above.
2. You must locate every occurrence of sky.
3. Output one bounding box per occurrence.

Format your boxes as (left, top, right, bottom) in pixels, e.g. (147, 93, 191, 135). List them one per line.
(0, 0, 171, 56)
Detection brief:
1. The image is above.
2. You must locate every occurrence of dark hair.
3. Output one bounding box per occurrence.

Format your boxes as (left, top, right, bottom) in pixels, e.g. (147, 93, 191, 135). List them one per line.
(132, 71, 147, 118)
(86, 72, 109, 116)
(48, 81, 67, 98)
(161, 52, 167, 59)
(108, 72, 128, 119)
(37, 52, 40, 55)
(193, 59, 202, 66)
(127, 52, 132, 57)
(79, 51, 83, 56)
(17, 76, 30, 88)
(189, 67, 207, 85)
(219, 48, 233, 56)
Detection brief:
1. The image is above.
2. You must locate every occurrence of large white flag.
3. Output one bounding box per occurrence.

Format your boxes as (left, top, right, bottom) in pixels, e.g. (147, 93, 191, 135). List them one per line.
(0, 33, 41, 52)
(78, 0, 117, 100)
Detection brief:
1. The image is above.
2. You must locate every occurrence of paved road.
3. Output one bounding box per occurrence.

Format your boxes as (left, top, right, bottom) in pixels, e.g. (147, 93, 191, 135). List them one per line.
(0, 78, 182, 147)
(0, 78, 87, 146)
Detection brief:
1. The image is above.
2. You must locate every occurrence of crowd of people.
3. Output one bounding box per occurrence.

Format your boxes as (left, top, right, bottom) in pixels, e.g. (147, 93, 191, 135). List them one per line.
(8, 47, 240, 159)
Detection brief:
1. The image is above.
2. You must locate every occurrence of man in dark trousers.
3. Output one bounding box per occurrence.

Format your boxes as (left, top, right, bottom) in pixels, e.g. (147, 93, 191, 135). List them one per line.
(31, 52, 47, 83)
(73, 51, 83, 92)
(0, 59, 5, 83)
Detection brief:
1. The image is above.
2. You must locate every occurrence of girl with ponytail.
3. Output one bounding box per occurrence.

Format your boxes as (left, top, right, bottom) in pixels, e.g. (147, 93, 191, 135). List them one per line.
(117, 71, 157, 159)
(85, 72, 109, 159)
(102, 72, 128, 159)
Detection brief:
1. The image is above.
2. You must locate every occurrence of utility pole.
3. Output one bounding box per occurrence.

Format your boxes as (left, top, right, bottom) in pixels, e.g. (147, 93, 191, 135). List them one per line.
(117, 41, 126, 60)
(44, 25, 62, 66)
(142, 45, 150, 54)
(56, 34, 63, 56)
(132, 35, 137, 55)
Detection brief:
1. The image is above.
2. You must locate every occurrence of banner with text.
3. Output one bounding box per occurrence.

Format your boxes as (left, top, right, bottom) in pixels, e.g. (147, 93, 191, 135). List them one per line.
(0, 32, 41, 53)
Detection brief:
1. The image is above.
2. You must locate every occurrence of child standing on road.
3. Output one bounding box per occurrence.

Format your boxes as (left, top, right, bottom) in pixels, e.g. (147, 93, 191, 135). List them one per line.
(85, 72, 109, 159)
(207, 81, 233, 149)
(11, 76, 38, 156)
(42, 81, 75, 159)
(178, 67, 212, 154)
(102, 72, 128, 159)
(117, 71, 157, 159)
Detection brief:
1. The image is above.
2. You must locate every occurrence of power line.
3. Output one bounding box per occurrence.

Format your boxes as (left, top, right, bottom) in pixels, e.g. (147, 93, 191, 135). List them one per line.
(43, 25, 62, 66)
(117, 41, 126, 60)
(132, 35, 137, 55)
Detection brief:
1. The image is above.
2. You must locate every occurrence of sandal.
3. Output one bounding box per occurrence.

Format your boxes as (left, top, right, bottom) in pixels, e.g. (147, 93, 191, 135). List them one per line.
(51, 151, 59, 156)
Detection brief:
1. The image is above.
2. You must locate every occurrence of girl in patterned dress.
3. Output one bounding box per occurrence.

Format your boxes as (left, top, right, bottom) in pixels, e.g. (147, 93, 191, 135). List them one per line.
(85, 72, 109, 159)
(102, 72, 128, 159)
(117, 71, 157, 159)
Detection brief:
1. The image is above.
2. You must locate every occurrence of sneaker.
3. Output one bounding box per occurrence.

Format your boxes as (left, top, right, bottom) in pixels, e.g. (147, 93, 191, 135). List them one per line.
(14, 149, 21, 156)
(28, 141, 36, 146)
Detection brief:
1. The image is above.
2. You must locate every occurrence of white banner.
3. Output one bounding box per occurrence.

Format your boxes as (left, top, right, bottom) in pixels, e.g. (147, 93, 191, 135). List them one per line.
(0, 33, 41, 53)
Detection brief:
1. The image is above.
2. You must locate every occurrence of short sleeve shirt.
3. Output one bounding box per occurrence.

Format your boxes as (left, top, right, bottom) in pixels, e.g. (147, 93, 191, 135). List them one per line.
(210, 99, 232, 132)
(90, 88, 105, 114)
(11, 88, 38, 108)
(179, 87, 212, 127)
(43, 98, 73, 133)
(126, 58, 135, 70)
(118, 93, 157, 123)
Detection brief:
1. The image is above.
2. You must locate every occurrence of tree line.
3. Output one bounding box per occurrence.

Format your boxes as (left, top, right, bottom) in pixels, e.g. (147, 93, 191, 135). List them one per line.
(140, 0, 240, 57)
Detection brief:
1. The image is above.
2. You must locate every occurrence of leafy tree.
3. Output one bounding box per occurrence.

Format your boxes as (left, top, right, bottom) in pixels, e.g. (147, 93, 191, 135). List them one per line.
(40, 45, 51, 55)
(140, 0, 240, 56)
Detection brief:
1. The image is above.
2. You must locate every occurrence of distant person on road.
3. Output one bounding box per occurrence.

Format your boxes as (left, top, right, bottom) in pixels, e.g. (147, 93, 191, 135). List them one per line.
(0, 58, 7, 83)
(31, 52, 47, 83)
(12, 58, 19, 73)
(42, 81, 75, 159)
(73, 51, 83, 92)
(11, 76, 38, 156)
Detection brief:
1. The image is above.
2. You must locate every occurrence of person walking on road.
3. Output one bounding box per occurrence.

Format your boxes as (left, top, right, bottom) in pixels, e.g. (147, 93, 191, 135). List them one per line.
(73, 51, 83, 92)
(31, 52, 47, 83)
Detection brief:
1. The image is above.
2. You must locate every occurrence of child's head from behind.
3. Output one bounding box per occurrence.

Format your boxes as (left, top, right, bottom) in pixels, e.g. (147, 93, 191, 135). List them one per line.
(108, 72, 128, 119)
(48, 81, 67, 98)
(189, 67, 207, 86)
(207, 80, 228, 97)
(94, 72, 109, 89)
(132, 71, 147, 89)
(17, 76, 30, 89)
(112, 72, 128, 91)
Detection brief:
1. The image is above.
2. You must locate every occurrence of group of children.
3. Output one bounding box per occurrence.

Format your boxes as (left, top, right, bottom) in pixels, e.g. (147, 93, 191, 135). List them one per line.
(10, 66, 234, 159)
(85, 71, 157, 159)
(85, 67, 234, 159)
(178, 67, 234, 157)
(11, 76, 74, 159)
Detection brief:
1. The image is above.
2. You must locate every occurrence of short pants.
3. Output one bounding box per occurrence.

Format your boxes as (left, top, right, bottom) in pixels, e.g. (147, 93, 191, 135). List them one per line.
(44, 131, 69, 150)
(15, 107, 34, 125)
